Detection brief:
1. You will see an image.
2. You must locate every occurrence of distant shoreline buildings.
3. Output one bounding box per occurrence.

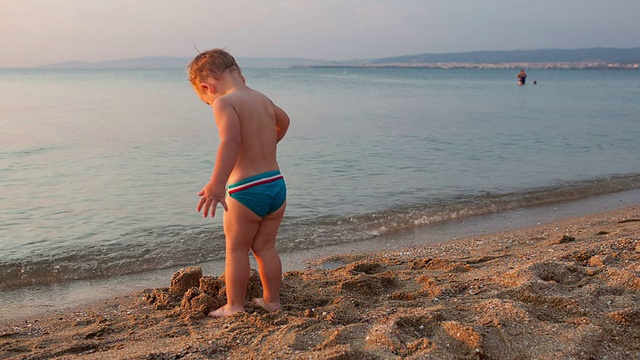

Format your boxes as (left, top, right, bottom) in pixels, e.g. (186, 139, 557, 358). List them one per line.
(306, 62, 640, 70)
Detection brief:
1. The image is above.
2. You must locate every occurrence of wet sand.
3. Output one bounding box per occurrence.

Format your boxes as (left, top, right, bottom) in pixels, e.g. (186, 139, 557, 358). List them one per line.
(2, 205, 639, 359)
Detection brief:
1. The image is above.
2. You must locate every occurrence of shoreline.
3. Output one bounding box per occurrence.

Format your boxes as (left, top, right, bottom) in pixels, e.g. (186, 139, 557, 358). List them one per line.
(1, 189, 640, 324)
(2, 198, 640, 358)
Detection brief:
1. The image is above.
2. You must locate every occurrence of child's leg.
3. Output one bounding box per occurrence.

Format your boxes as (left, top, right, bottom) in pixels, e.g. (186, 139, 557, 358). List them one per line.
(251, 203, 286, 311)
(209, 198, 261, 317)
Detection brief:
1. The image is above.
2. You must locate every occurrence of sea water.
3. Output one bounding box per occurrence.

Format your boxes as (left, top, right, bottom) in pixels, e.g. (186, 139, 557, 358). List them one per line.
(1, 67, 640, 310)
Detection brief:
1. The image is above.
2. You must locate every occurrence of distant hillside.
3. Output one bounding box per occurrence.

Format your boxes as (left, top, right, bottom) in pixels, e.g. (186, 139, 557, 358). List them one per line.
(371, 47, 640, 65)
(37, 47, 640, 69)
(38, 56, 331, 69)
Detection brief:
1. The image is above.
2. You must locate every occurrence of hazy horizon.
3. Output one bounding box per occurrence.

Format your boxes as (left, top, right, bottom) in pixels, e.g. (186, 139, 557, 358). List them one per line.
(21, 46, 637, 70)
(2, 1, 640, 68)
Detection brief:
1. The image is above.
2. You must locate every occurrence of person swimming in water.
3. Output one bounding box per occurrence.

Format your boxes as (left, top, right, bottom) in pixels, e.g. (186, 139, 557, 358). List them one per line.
(517, 69, 527, 85)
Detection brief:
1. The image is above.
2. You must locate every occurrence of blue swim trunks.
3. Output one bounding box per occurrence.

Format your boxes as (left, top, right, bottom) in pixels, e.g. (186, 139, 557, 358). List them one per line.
(228, 170, 286, 217)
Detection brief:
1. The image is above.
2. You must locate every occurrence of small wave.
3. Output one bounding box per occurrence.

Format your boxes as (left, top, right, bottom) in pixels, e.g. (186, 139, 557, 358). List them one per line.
(342, 173, 640, 237)
(275, 173, 640, 251)
(0, 225, 226, 290)
(0, 146, 59, 160)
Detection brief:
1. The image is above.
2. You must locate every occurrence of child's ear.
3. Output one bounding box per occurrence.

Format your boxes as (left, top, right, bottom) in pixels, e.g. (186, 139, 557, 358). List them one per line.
(199, 82, 215, 94)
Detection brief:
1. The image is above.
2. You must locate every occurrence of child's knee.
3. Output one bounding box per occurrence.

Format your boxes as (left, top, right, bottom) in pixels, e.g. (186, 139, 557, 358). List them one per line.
(251, 244, 278, 256)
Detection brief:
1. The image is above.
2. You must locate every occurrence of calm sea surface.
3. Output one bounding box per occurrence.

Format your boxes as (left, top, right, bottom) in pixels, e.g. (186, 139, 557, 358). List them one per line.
(1, 67, 640, 294)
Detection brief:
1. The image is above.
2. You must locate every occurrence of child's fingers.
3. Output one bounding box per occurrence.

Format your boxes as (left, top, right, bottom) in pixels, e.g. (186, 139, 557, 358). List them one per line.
(197, 196, 224, 218)
(197, 197, 212, 217)
(196, 197, 206, 212)
(204, 199, 213, 217)
(208, 201, 217, 218)
(206, 198, 220, 218)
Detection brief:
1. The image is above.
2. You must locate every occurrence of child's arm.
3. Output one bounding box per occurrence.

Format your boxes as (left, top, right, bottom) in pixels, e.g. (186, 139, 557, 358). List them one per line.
(273, 103, 290, 143)
(197, 97, 241, 218)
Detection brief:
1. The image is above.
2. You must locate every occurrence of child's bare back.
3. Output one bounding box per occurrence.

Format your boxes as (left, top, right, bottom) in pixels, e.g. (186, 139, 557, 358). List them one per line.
(217, 87, 282, 183)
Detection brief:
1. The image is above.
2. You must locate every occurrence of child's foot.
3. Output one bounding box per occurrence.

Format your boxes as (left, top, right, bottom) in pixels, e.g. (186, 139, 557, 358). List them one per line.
(207, 304, 244, 318)
(253, 298, 281, 312)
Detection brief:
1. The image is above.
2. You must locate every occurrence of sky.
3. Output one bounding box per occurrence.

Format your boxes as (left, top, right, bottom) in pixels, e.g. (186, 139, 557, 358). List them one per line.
(1, 0, 639, 68)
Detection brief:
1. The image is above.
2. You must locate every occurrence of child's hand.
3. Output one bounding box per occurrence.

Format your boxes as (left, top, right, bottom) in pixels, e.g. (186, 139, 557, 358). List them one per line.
(197, 184, 228, 218)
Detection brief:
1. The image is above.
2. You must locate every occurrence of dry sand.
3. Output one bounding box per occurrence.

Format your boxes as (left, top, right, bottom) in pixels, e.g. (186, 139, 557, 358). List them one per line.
(2, 205, 639, 359)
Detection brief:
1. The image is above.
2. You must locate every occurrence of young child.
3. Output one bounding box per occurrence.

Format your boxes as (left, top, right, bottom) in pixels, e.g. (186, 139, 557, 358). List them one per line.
(188, 49, 290, 317)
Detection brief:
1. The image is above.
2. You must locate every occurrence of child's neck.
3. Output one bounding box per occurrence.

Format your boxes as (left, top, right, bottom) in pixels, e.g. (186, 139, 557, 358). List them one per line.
(218, 72, 247, 95)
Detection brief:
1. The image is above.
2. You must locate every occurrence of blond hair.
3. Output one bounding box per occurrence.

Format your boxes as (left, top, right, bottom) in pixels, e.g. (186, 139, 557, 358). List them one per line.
(187, 48, 240, 86)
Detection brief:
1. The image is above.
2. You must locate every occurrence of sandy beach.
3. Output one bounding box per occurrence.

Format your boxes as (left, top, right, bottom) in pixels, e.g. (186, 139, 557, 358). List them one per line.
(2, 205, 639, 359)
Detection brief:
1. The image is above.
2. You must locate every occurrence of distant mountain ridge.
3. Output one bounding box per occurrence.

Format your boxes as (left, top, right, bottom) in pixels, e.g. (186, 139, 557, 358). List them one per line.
(371, 47, 640, 65)
(38, 47, 640, 69)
